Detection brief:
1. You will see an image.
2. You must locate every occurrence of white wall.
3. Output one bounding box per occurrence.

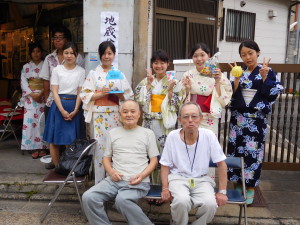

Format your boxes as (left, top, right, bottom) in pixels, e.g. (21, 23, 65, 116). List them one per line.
(83, 0, 134, 84)
(219, 0, 290, 63)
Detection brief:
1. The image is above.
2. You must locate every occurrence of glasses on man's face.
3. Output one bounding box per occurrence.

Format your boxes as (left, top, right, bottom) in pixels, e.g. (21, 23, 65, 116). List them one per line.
(181, 114, 201, 120)
(53, 36, 65, 41)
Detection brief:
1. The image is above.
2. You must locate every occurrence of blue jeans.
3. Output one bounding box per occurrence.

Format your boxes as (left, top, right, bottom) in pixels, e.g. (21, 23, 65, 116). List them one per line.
(82, 177, 153, 225)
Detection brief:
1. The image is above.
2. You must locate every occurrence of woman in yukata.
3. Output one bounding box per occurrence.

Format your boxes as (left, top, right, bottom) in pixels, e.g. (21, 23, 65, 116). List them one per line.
(43, 42, 86, 167)
(80, 41, 134, 184)
(135, 49, 185, 154)
(227, 40, 283, 204)
(20, 42, 48, 158)
(181, 43, 232, 136)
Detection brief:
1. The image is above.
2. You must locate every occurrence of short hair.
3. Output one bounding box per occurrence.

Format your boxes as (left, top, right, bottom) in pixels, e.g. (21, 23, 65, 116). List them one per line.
(28, 42, 43, 58)
(178, 102, 202, 117)
(119, 99, 140, 112)
(239, 40, 260, 56)
(189, 43, 211, 58)
(52, 25, 72, 41)
(98, 41, 116, 59)
(63, 42, 78, 57)
(150, 49, 169, 64)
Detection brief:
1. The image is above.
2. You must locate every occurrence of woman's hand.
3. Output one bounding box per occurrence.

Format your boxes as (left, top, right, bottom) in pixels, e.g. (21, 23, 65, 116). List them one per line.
(259, 58, 271, 82)
(146, 68, 154, 85)
(213, 68, 222, 84)
(68, 108, 79, 120)
(60, 109, 71, 120)
(182, 76, 191, 92)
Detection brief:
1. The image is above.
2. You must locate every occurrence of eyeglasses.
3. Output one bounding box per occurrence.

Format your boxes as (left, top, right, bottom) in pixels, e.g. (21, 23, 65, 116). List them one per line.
(181, 114, 201, 120)
(53, 36, 65, 41)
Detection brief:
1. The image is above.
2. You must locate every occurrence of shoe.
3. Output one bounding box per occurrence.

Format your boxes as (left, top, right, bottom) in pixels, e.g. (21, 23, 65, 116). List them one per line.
(39, 150, 47, 157)
(246, 187, 255, 205)
(45, 161, 55, 170)
(31, 151, 39, 159)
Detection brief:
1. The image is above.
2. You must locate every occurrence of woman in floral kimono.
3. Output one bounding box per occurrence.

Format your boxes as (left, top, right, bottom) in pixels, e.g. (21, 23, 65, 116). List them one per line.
(80, 41, 134, 184)
(20, 42, 48, 158)
(135, 49, 185, 153)
(227, 40, 283, 204)
(181, 43, 232, 135)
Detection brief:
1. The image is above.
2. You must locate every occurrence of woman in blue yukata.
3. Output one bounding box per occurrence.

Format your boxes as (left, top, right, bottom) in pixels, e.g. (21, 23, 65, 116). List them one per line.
(227, 40, 283, 204)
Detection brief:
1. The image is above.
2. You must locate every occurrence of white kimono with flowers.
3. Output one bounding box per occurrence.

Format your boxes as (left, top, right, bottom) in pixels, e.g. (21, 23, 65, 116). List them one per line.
(80, 65, 134, 184)
(20, 61, 48, 150)
(182, 68, 232, 135)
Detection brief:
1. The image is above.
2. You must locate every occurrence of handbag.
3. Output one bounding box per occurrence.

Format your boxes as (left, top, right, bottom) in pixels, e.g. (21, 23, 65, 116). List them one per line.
(55, 138, 93, 177)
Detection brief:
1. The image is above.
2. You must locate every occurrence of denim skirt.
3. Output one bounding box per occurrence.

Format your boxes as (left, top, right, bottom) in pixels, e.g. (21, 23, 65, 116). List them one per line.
(43, 94, 83, 145)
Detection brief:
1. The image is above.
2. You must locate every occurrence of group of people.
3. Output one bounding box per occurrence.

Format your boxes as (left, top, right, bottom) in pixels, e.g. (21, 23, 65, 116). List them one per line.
(19, 24, 283, 225)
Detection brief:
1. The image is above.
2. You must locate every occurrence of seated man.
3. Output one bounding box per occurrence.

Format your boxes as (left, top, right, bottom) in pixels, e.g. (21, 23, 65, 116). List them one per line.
(82, 100, 159, 225)
(160, 102, 228, 225)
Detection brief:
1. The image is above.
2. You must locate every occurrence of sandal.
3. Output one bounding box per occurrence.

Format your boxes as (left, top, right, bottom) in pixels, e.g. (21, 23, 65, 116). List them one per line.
(31, 151, 39, 159)
(39, 150, 47, 157)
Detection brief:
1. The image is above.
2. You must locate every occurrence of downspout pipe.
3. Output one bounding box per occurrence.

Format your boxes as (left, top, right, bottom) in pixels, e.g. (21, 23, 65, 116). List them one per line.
(285, 1, 300, 63)
(147, 0, 153, 69)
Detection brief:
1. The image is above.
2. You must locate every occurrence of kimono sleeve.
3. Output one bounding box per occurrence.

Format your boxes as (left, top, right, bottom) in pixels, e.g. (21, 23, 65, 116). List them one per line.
(122, 72, 134, 100)
(213, 73, 233, 108)
(260, 68, 283, 102)
(80, 70, 96, 105)
(135, 78, 151, 113)
(20, 65, 32, 97)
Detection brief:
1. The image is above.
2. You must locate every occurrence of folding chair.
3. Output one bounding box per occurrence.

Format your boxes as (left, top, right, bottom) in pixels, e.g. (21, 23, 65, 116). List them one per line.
(40, 139, 97, 223)
(0, 97, 23, 148)
(210, 157, 248, 225)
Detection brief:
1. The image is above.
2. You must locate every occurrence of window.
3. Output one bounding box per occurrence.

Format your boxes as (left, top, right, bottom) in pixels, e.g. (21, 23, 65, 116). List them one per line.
(226, 9, 256, 42)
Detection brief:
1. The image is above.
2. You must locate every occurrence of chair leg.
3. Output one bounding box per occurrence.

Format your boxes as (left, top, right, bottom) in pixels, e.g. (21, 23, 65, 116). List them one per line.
(238, 205, 242, 225)
(40, 182, 66, 223)
(72, 174, 86, 219)
(244, 204, 248, 225)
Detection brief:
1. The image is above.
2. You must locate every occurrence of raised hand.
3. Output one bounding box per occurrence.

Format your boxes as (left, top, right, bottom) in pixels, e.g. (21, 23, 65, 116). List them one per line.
(182, 76, 191, 92)
(213, 68, 222, 83)
(146, 68, 154, 85)
(259, 57, 271, 82)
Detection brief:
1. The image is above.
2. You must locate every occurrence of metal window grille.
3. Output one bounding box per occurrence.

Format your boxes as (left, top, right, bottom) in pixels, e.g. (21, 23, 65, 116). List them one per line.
(226, 9, 256, 42)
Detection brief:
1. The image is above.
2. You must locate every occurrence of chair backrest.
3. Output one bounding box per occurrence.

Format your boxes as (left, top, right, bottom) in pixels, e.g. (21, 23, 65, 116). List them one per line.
(209, 157, 243, 169)
(67, 139, 97, 178)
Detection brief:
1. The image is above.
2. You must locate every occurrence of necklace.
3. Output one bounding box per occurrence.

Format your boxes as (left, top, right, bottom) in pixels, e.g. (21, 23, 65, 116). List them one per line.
(184, 131, 199, 172)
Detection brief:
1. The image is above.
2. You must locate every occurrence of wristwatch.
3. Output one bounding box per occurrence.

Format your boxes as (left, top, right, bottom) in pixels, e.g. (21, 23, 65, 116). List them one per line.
(218, 190, 227, 195)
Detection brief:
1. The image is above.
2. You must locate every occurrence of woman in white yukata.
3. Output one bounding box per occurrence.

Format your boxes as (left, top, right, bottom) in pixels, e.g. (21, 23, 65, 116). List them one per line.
(182, 43, 232, 135)
(20, 42, 48, 158)
(80, 41, 134, 184)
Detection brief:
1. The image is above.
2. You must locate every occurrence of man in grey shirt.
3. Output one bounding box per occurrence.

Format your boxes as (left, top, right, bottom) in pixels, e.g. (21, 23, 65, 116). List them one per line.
(82, 100, 159, 225)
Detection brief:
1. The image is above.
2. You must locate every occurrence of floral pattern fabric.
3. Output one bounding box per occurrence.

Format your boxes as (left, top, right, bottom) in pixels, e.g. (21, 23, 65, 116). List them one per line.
(182, 68, 232, 135)
(135, 75, 185, 153)
(227, 65, 283, 187)
(80, 65, 134, 184)
(20, 61, 48, 150)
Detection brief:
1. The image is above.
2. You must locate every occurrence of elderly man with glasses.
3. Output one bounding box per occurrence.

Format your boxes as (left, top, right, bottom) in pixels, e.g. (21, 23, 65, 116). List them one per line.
(160, 102, 228, 225)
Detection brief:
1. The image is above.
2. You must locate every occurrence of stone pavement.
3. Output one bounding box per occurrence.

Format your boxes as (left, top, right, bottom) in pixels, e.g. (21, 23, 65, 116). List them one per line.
(1, 138, 300, 225)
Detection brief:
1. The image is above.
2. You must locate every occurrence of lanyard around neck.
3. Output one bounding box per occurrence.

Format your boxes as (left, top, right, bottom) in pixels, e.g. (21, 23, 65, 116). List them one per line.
(184, 131, 199, 172)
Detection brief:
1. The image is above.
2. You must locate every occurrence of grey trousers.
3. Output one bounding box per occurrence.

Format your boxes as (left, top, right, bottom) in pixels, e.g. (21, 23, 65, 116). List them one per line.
(82, 177, 154, 225)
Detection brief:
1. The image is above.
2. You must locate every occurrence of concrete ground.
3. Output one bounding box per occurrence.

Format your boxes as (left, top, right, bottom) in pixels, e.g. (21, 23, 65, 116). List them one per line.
(0, 137, 300, 225)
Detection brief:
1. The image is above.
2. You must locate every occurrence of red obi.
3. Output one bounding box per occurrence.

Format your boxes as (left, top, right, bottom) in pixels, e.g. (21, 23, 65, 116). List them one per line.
(191, 94, 212, 113)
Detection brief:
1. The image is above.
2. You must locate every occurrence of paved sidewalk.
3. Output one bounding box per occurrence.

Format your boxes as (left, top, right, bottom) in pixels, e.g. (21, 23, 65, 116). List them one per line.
(0, 138, 300, 225)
